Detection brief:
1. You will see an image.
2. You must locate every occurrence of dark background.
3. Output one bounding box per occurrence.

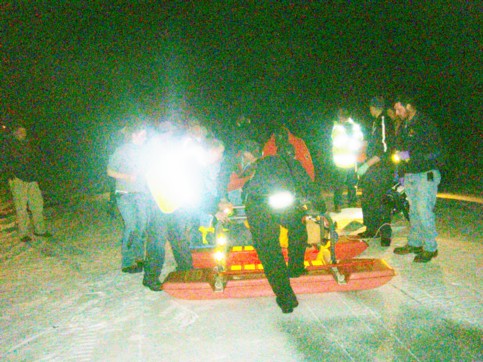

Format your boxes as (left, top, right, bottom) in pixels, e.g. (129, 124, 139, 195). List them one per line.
(1, 2, 481, 200)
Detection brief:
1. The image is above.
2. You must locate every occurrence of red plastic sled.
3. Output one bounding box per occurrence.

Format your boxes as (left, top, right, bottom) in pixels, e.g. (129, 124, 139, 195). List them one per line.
(162, 258, 395, 300)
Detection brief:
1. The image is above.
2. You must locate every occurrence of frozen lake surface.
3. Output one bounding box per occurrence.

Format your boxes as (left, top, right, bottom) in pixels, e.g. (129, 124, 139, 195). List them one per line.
(0, 193, 481, 361)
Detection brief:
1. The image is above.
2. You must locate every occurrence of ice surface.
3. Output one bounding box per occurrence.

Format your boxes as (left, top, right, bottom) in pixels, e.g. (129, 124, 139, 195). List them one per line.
(0, 193, 481, 361)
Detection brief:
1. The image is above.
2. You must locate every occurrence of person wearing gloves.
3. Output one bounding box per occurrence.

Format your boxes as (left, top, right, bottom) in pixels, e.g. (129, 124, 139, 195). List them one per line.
(392, 95, 444, 263)
(356, 97, 394, 246)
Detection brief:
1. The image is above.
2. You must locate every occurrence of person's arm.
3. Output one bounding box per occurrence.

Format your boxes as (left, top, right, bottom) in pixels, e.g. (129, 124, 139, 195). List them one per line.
(107, 168, 136, 183)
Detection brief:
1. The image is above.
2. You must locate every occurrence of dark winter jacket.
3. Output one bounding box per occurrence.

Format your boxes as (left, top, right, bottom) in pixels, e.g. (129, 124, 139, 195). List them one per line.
(244, 155, 325, 213)
(6, 137, 41, 182)
(366, 112, 394, 168)
(399, 112, 444, 174)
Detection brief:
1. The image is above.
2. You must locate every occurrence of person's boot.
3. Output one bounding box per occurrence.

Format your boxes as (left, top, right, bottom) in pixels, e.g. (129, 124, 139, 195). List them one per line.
(276, 296, 299, 314)
(413, 250, 438, 263)
(381, 237, 391, 247)
(358, 230, 376, 238)
(122, 263, 143, 274)
(142, 275, 163, 291)
(393, 244, 423, 255)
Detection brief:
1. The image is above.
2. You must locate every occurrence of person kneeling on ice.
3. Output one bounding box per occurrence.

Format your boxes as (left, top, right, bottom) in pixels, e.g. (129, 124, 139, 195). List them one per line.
(226, 132, 325, 313)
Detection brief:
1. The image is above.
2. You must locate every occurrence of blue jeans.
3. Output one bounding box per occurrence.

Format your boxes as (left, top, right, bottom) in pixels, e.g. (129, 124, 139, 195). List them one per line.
(404, 170, 441, 252)
(117, 193, 149, 268)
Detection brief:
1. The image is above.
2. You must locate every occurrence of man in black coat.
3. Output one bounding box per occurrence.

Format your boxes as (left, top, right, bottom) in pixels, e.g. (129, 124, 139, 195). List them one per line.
(242, 134, 325, 313)
(357, 97, 394, 246)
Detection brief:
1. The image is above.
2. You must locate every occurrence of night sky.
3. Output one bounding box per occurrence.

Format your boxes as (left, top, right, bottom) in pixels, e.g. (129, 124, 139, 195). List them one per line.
(1, 2, 481, 195)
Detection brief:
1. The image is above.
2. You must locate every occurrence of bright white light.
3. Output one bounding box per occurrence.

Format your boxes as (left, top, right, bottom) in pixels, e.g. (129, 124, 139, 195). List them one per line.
(214, 251, 225, 262)
(268, 191, 295, 209)
(216, 234, 228, 246)
(146, 135, 205, 213)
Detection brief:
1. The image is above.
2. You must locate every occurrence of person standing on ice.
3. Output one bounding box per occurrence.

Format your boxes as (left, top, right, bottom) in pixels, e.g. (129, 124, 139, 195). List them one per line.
(356, 96, 394, 246)
(107, 119, 150, 274)
(393, 95, 444, 263)
(5, 123, 51, 242)
(331, 108, 364, 212)
(240, 131, 325, 313)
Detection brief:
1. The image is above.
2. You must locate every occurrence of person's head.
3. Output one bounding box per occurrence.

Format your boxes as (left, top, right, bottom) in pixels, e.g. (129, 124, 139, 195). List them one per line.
(12, 124, 27, 141)
(123, 118, 148, 145)
(186, 118, 209, 141)
(273, 126, 296, 159)
(369, 96, 385, 117)
(337, 108, 351, 122)
(394, 95, 417, 120)
(386, 107, 398, 121)
(239, 139, 261, 165)
(205, 137, 225, 164)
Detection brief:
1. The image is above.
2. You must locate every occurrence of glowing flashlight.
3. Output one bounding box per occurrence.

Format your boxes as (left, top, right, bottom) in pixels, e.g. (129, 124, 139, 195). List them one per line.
(214, 251, 225, 263)
(216, 233, 228, 246)
(268, 191, 295, 209)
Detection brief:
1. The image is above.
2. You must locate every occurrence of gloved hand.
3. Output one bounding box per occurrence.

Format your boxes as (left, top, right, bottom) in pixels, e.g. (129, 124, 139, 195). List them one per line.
(357, 163, 370, 177)
(398, 151, 410, 161)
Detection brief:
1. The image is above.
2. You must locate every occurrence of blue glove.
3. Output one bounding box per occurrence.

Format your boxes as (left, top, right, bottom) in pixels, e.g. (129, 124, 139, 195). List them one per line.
(357, 163, 370, 177)
(398, 151, 410, 161)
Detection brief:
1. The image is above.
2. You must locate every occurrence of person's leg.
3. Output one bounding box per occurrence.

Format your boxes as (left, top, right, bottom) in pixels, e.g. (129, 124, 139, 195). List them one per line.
(169, 211, 193, 271)
(333, 168, 344, 211)
(415, 170, 440, 252)
(372, 170, 393, 244)
(27, 181, 46, 235)
(117, 194, 139, 269)
(403, 173, 424, 248)
(131, 194, 149, 265)
(360, 175, 378, 236)
(9, 178, 30, 239)
(284, 209, 308, 277)
(246, 202, 297, 312)
(143, 200, 168, 289)
(346, 168, 358, 206)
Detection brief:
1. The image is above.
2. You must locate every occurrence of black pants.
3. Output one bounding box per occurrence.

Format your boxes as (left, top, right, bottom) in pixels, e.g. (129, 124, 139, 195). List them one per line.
(360, 167, 393, 239)
(333, 167, 358, 208)
(143, 202, 193, 282)
(245, 201, 307, 305)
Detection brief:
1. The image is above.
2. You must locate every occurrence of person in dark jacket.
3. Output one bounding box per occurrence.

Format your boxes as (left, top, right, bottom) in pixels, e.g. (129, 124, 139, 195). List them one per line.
(356, 97, 394, 246)
(242, 133, 325, 313)
(392, 95, 443, 263)
(5, 124, 51, 242)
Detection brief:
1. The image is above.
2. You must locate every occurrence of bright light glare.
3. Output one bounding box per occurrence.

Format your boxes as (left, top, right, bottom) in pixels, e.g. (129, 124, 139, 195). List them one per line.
(268, 191, 295, 209)
(392, 153, 401, 164)
(216, 234, 228, 246)
(214, 251, 225, 262)
(146, 135, 205, 213)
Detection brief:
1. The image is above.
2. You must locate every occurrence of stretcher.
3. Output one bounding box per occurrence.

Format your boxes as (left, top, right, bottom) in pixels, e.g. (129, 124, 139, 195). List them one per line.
(162, 208, 395, 299)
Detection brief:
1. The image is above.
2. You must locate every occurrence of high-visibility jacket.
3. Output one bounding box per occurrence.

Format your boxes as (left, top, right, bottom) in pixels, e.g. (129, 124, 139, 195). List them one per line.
(331, 118, 364, 169)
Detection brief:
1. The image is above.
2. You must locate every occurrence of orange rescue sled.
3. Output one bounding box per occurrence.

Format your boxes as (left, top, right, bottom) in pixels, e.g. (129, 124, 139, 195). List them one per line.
(163, 258, 395, 300)
(163, 211, 395, 300)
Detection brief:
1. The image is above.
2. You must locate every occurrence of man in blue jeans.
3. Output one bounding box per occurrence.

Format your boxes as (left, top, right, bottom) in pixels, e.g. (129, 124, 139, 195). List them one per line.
(393, 96, 444, 263)
(108, 119, 150, 274)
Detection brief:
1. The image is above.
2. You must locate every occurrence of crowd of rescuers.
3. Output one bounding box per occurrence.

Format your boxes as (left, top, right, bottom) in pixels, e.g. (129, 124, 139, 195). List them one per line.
(108, 95, 444, 313)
